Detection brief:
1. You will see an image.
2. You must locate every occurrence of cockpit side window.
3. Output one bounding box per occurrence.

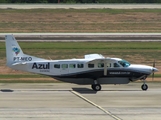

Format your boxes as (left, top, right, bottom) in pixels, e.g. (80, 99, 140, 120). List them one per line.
(118, 60, 130, 67)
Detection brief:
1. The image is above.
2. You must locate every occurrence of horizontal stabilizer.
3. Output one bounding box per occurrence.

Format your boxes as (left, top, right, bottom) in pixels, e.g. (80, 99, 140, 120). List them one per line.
(12, 62, 27, 66)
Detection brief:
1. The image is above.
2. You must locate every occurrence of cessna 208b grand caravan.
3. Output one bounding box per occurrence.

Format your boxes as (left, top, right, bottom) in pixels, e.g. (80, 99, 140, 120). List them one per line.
(5, 35, 158, 91)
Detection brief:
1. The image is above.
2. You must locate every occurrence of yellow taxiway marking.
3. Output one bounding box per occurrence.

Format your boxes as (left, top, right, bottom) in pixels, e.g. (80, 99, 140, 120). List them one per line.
(71, 90, 122, 120)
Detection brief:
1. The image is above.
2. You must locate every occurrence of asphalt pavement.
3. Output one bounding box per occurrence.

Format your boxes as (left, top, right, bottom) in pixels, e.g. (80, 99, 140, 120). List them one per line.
(0, 4, 161, 9)
(0, 82, 161, 120)
(1, 33, 161, 42)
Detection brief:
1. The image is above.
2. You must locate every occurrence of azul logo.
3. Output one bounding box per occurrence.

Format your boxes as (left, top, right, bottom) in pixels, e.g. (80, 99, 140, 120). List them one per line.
(32, 63, 50, 69)
(12, 47, 20, 55)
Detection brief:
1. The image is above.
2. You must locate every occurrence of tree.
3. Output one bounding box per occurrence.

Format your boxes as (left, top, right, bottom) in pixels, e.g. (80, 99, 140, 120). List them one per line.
(0, 0, 7, 3)
(47, 0, 58, 3)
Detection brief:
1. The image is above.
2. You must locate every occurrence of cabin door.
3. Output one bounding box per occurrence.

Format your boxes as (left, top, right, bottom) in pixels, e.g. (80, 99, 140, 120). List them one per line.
(51, 64, 61, 75)
(61, 64, 69, 75)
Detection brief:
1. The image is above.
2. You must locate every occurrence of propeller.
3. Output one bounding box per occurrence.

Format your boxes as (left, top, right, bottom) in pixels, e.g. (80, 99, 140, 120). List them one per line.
(152, 60, 156, 80)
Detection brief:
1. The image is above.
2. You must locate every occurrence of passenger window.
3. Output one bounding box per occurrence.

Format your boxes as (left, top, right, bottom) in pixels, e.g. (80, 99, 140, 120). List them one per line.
(77, 63, 84, 68)
(114, 63, 120, 67)
(69, 64, 76, 68)
(98, 63, 104, 68)
(88, 64, 94, 68)
(107, 63, 111, 68)
(62, 64, 68, 69)
(54, 64, 60, 68)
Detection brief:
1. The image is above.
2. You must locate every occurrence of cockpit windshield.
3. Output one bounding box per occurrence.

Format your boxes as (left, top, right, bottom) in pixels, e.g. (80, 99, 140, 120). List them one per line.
(118, 60, 131, 67)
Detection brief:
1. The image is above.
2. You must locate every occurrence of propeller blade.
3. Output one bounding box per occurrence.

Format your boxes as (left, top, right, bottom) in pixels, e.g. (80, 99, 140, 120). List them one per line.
(152, 60, 156, 81)
(153, 60, 155, 67)
(152, 72, 154, 81)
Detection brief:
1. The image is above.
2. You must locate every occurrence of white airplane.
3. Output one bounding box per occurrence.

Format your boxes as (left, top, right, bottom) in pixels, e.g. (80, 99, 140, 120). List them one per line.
(5, 35, 158, 91)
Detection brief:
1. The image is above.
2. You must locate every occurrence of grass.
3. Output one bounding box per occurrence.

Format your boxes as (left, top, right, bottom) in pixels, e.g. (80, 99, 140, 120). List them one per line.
(0, 74, 50, 79)
(1, 42, 161, 58)
(0, 79, 59, 83)
(1, 42, 161, 49)
(0, 41, 161, 64)
(0, 8, 161, 14)
(0, 74, 59, 83)
(1, 42, 161, 62)
(0, 8, 161, 33)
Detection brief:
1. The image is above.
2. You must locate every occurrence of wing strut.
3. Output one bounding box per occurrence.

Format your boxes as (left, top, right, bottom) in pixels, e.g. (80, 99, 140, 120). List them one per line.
(104, 59, 107, 76)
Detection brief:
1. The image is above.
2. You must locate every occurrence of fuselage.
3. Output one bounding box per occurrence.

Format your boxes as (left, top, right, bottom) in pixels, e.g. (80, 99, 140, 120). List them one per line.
(11, 57, 158, 85)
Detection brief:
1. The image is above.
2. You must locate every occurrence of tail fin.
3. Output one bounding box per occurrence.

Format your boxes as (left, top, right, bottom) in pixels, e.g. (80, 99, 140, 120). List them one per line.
(5, 35, 24, 66)
(5, 35, 47, 68)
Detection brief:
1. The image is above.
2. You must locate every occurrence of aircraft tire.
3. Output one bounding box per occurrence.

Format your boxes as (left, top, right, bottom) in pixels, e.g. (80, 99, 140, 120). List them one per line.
(141, 84, 148, 91)
(91, 84, 101, 91)
(91, 84, 95, 90)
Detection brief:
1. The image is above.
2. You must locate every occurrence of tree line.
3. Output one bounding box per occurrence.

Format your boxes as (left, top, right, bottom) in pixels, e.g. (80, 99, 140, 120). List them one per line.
(1, 0, 161, 3)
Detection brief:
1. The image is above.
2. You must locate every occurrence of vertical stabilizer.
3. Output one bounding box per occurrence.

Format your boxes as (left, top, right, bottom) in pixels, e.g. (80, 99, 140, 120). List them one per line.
(5, 35, 48, 69)
(5, 35, 24, 66)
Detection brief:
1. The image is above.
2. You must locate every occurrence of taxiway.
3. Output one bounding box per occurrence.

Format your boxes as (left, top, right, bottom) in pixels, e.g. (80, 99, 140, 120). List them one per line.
(0, 82, 161, 120)
(1, 33, 161, 42)
(0, 4, 161, 9)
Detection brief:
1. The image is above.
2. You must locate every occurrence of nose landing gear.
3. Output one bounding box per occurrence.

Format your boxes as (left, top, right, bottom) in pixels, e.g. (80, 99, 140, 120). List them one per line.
(141, 76, 148, 91)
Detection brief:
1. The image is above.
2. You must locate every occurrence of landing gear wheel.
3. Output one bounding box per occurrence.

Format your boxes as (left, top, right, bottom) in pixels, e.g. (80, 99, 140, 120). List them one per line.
(141, 84, 148, 91)
(91, 84, 95, 90)
(91, 84, 101, 91)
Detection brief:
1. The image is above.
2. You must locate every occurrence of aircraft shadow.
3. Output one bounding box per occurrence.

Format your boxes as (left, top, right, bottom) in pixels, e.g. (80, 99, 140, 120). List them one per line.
(1, 89, 14, 92)
(0, 88, 141, 93)
(101, 90, 141, 91)
(72, 88, 97, 94)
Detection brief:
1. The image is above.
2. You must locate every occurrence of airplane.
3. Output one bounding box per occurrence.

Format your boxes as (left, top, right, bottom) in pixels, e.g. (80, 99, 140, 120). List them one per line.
(5, 35, 158, 91)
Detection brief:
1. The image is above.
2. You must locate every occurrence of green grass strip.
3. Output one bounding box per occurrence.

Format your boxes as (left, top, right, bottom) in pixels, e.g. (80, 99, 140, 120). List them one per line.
(0, 74, 50, 79)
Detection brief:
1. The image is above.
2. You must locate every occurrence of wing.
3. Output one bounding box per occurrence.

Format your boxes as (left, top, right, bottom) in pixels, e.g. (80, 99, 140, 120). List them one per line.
(84, 54, 105, 59)
(86, 58, 111, 64)
(84, 54, 111, 63)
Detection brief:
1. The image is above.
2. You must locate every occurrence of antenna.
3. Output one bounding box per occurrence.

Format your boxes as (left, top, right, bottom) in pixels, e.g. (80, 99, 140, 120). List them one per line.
(48, 56, 52, 60)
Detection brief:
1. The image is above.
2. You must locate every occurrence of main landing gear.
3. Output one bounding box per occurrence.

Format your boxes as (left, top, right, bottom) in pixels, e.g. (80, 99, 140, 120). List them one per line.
(141, 84, 148, 91)
(91, 80, 102, 91)
(141, 77, 148, 91)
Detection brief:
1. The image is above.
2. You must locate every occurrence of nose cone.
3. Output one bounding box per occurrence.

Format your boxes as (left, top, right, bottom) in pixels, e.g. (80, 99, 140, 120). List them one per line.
(152, 67, 158, 72)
